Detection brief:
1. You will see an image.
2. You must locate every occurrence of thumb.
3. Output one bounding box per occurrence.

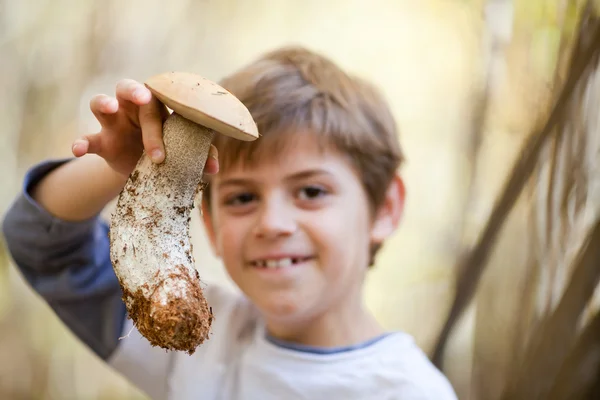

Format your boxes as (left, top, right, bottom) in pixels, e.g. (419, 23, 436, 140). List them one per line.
(204, 144, 219, 175)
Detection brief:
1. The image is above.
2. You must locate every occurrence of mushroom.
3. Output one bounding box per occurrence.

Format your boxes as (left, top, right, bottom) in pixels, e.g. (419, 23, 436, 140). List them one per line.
(109, 71, 258, 354)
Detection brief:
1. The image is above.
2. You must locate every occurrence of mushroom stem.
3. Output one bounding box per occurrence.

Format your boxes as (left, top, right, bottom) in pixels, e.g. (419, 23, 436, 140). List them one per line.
(109, 112, 214, 354)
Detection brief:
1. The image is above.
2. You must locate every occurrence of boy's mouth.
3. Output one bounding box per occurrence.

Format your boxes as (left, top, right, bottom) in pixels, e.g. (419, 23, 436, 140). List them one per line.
(249, 256, 314, 269)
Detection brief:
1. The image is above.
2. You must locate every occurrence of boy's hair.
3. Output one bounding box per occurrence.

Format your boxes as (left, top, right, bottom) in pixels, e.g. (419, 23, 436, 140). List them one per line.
(203, 46, 404, 265)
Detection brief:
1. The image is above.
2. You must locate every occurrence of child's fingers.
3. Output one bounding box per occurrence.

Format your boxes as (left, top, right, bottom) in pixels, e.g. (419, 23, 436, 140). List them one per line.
(204, 145, 219, 175)
(90, 95, 118, 126)
(139, 97, 166, 164)
(115, 79, 151, 108)
(72, 134, 102, 157)
(71, 139, 89, 157)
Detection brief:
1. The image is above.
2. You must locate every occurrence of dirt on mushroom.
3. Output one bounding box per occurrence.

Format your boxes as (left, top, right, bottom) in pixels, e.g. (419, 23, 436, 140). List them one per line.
(118, 264, 213, 355)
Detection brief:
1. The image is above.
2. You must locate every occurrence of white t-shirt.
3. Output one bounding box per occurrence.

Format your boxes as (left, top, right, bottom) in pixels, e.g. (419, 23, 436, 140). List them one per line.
(108, 284, 457, 400)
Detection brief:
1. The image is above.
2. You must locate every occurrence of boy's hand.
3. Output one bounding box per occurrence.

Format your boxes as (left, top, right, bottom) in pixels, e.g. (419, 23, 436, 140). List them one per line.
(72, 79, 219, 177)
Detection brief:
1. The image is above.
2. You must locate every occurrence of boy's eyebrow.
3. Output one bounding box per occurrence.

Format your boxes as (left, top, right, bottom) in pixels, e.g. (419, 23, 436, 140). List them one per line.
(285, 169, 334, 181)
(216, 169, 334, 190)
(215, 178, 251, 190)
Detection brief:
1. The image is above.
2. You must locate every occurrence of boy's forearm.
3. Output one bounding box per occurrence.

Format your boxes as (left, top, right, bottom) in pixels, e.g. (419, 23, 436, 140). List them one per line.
(31, 155, 129, 221)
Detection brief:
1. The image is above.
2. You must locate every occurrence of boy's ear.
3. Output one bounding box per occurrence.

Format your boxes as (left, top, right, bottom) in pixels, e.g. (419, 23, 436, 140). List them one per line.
(201, 195, 221, 258)
(370, 173, 406, 244)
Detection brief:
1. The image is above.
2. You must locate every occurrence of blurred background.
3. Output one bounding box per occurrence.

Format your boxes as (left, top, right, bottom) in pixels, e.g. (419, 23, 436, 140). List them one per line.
(2, 0, 599, 399)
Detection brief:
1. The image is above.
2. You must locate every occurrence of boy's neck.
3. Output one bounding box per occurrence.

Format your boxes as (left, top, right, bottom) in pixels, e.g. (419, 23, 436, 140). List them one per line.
(264, 302, 385, 349)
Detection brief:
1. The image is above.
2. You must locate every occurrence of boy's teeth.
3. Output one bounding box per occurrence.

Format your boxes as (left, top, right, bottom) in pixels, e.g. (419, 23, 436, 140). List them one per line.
(257, 258, 296, 268)
(278, 258, 293, 268)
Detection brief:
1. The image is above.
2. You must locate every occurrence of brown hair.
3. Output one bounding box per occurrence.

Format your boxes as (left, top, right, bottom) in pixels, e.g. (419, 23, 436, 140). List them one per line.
(203, 46, 404, 265)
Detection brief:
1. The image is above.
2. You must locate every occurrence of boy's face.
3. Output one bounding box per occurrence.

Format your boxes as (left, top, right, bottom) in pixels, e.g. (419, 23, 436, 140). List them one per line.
(202, 133, 404, 327)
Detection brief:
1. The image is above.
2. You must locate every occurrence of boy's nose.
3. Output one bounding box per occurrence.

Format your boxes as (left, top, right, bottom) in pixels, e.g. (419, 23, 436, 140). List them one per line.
(252, 201, 297, 240)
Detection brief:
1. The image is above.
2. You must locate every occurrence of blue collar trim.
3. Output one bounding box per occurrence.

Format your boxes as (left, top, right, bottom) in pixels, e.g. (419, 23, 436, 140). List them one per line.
(265, 332, 393, 355)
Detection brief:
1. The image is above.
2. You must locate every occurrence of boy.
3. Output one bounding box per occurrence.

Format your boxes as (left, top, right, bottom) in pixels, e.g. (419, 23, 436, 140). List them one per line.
(2, 46, 457, 399)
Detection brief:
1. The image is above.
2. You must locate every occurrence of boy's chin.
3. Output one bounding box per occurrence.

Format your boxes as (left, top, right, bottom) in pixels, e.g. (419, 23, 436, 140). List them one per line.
(250, 291, 315, 323)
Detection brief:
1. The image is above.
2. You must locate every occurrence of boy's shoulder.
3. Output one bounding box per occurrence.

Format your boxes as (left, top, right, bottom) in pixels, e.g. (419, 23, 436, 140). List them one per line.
(370, 332, 458, 398)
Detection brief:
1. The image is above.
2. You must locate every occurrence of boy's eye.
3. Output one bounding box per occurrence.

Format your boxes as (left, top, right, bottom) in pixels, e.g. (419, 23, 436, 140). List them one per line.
(298, 186, 327, 200)
(224, 192, 256, 206)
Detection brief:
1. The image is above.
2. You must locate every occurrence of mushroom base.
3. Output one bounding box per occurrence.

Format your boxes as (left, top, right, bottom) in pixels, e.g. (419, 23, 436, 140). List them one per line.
(120, 264, 213, 355)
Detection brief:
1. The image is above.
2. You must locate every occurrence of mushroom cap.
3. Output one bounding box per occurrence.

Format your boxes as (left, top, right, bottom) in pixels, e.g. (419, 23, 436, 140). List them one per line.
(145, 71, 259, 141)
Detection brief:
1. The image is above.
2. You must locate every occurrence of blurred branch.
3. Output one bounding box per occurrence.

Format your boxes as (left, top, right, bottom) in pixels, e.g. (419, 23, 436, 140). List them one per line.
(547, 304, 600, 400)
(452, 1, 505, 252)
(432, 0, 600, 368)
(500, 218, 600, 399)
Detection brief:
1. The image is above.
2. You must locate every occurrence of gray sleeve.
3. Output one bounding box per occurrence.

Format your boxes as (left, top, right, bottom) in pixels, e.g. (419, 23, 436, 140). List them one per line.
(1, 159, 127, 360)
